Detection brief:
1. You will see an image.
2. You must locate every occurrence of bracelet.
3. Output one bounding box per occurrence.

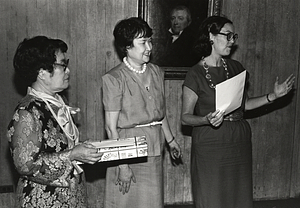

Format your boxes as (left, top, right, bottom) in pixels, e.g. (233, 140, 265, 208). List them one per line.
(167, 137, 175, 144)
(266, 93, 272, 103)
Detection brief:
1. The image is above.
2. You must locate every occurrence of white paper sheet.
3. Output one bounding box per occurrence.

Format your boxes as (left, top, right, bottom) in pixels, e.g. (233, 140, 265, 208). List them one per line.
(215, 70, 246, 115)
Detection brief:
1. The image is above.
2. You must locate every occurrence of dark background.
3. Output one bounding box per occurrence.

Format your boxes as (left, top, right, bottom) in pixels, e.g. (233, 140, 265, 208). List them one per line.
(146, 0, 209, 65)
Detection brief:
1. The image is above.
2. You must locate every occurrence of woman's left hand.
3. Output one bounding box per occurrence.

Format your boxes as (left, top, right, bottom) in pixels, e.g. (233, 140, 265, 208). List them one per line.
(115, 164, 136, 194)
(70, 143, 103, 164)
(168, 139, 182, 160)
(273, 74, 295, 98)
(206, 110, 225, 127)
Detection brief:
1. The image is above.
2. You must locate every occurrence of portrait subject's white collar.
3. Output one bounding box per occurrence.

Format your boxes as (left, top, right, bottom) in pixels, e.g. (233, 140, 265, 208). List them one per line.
(169, 28, 183, 42)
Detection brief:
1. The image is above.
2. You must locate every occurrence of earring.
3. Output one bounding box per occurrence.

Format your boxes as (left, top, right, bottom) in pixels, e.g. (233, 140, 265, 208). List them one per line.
(210, 40, 214, 45)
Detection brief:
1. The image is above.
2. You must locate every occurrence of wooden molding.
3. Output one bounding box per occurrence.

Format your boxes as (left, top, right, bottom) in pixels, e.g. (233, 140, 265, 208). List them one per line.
(208, 0, 222, 16)
(163, 67, 190, 80)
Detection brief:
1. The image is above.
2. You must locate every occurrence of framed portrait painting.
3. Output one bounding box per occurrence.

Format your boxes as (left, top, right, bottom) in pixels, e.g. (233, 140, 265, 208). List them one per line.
(138, 0, 223, 79)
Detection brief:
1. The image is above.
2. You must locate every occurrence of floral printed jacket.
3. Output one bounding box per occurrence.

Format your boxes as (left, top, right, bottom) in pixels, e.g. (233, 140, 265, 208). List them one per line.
(7, 94, 87, 208)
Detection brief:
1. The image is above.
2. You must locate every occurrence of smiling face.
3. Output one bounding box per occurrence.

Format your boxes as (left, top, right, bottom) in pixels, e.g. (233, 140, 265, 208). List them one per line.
(126, 35, 152, 67)
(210, 23, 236, 57)
(170, 9, 191, 34)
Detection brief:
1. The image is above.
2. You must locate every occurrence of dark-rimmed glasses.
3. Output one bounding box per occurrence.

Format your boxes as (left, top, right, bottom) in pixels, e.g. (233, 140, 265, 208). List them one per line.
(218, 32, 238, 41)
(53, 59, 69, 71)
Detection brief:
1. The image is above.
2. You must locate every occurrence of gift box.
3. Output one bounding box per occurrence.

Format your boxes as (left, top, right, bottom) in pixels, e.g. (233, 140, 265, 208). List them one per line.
(91, 136, 148, 162)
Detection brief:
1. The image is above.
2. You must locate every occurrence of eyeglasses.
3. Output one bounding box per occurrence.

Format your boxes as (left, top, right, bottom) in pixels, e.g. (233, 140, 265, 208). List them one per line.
(218, 32, 238, 41)
(53, 59, 69, 71)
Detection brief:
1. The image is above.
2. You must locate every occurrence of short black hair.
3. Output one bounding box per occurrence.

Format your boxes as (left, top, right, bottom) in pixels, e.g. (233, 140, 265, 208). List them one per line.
(113, 17, 152, 59)
(13, 36, 68, 86)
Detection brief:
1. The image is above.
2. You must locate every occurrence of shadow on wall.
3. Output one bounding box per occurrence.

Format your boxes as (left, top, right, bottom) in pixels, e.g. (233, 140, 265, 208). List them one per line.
(244, 89, 295, 119)
(13, 72, 28, 97)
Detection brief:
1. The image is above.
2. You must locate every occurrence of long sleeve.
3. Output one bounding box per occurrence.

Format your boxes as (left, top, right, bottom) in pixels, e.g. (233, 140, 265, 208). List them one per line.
(7, 107, 74, 187)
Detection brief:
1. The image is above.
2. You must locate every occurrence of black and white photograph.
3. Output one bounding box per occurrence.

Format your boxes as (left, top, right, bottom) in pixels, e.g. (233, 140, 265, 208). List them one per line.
(0, 0, 299, 208)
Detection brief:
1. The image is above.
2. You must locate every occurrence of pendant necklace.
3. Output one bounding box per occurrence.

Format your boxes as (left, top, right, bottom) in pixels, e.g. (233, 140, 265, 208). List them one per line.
(123, 57, 147, 74)
(202, 58, 229, 89)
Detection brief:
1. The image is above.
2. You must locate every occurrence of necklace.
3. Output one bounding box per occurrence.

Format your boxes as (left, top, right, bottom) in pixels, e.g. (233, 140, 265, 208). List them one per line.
(202, 58, 229, 89)
(123, 57, 147, 74)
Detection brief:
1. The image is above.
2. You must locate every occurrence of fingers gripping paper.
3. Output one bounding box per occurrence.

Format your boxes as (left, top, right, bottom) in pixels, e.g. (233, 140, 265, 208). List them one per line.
(216, 70, 246, 115)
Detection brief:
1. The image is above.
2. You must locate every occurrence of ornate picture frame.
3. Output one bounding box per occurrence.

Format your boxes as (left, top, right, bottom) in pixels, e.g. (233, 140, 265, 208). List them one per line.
(139, 0, 222, 19)
(138, 0, 223, 80)
(207, 0, 222, 16)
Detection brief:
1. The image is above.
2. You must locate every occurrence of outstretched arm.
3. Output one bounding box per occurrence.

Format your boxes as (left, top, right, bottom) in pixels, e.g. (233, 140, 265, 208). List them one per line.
(245, 74, 295, 110)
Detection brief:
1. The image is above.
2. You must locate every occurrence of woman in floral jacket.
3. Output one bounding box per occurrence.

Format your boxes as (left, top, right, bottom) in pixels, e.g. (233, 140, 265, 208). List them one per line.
(7, 36, 103, 207)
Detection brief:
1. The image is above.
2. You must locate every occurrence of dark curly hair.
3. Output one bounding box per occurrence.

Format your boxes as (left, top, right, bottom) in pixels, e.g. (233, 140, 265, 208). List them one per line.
(194, 16, 232, 58)
(13, 36, 68, 86)
(113, 17, 152, 59)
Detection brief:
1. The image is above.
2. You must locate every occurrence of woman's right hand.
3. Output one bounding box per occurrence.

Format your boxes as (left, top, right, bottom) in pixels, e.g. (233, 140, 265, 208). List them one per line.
(205, 110, 225, 127)
(69, 143, 103, 164)
(115, 164, 136, 194)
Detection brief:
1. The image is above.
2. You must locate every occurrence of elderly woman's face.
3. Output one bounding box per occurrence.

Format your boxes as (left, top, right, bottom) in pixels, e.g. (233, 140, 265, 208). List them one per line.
(127, 35, 152, 65)
(45, 50, 70, 93)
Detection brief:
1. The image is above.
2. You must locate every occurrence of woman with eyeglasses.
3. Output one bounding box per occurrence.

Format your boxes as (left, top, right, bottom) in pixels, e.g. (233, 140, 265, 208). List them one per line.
(7, 36, 103, 207)
(181, 16, 295, 208)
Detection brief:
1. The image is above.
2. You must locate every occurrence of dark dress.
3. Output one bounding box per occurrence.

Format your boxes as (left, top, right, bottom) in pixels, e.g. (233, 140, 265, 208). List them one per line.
(183, 59, 253, 208)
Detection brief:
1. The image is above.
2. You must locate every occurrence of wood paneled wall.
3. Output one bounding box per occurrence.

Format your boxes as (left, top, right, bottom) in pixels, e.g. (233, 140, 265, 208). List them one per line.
(163, 79, 193, 204)
(221, 0, 300, 200)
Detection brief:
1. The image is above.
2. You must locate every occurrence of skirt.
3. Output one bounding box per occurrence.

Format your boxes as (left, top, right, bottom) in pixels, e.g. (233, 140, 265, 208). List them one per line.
(104, 156, 164, 208)
(191, 120, 253, 208)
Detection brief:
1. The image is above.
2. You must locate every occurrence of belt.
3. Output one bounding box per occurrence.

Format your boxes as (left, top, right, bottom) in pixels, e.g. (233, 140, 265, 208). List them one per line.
(135, 121, 163, 128)
(224, 117, 243, 121)
(223, 112, 243, 121)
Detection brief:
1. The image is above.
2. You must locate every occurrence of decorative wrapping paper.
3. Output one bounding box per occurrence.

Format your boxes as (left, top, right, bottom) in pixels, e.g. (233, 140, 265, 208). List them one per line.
(90, 136, 147, 162)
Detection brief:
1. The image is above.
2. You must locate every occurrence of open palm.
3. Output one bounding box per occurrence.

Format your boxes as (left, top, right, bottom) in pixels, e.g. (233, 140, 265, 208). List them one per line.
(273, 74, 295, 98)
